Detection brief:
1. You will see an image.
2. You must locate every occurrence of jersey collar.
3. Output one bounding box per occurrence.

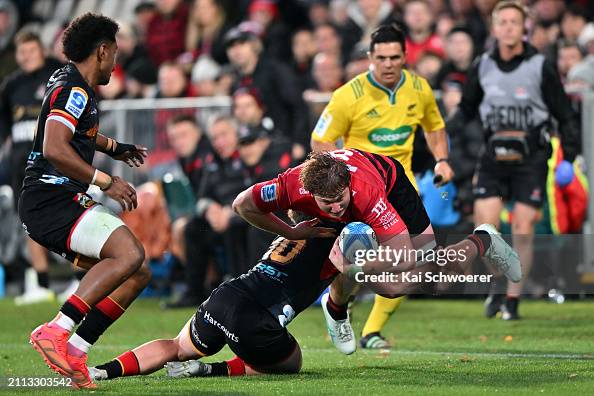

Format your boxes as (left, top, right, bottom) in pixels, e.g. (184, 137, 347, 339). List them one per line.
(366, 71, 406, 105)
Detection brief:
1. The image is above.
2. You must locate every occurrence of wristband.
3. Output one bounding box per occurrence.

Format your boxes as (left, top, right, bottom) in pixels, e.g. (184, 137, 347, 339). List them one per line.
(91, 169, 112, 190)
(91, 169, 98, 185)
(436, 158, 449, 164)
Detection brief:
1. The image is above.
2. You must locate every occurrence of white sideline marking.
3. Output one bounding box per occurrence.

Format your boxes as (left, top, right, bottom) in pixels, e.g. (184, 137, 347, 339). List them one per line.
(4, 343, 592, 360)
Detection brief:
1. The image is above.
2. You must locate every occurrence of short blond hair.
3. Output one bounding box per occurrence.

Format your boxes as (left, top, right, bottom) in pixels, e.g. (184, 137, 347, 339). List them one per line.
(492, 0, 528, 22)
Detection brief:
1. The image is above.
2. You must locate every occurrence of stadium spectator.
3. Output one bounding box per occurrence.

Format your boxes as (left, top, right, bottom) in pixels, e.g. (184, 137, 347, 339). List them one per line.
(567, 54, 594, 90)
(556, 39, 584, 83)
(133, 2, 157, 43)
(414, 51, 443, 86)
(533, 0, 565, 27)
(145, 0, 190, 67)
(98, 65, 127, 100)
(434, 25, 474, 89)
(151, 62, 197, 163)
(577, 22, 594, 55)
(314, 22, 346, 65)
(0, 30, 63, 305)
(247, 0, 291, 61)
(560, 5, 589, 42)
(237, 122, 292, 264)
(167, 115, 248, 308)
(340, 0, 397, 59)
(126, 61, 158, 98)
(403, 0, 444, 66)
(303, 53, 344, 124)
(435, 12, 455, 43)
(449, 0, 487, 51)
(185, 0, 231, 66)
(115, 22, 156, 79)
(191, 55, 222, 97)
(307, 0, 332, 27)
(0, 0, 18, 81)
(290, 28, 316, 93)
(344, 42, 371, 80)
(225, 25, 309, 152)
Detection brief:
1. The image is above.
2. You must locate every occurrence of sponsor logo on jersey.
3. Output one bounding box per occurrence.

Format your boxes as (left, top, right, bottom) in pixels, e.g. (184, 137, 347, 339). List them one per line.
(368, 126, 413, 147)
(203, 310, 239, 342)
(39, 174, 69, 185)
(371, 198, 388, 219)
(314, 111, 332, 137)
(74, 193, 97, 209)
(85, 124, 98, 138)
(190, 315, 209, 349)
(253, 263, 288, 282)
(65, 87, 87, 119)
(277, 304, 296, 327)
(261, 183, 277, 202)
(514, 86, 529, 100)
(378, 210, 399, 230)
(299, 187, 310, 195)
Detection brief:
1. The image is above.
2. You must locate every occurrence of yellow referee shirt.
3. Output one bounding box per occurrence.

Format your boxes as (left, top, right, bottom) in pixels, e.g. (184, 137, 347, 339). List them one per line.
(311, 70, 445, 186)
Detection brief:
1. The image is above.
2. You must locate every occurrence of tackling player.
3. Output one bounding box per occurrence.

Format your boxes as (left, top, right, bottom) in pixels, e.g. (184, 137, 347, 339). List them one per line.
(233, 150, 521, 354)
(89, 211, 497, 381)
(19, 14, 149, 389)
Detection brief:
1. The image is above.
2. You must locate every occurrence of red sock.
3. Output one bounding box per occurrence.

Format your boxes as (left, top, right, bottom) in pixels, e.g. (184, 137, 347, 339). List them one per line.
(96, 297, 125, 320)
(226, 356, 246, 376)
(116, 350, 140, 376)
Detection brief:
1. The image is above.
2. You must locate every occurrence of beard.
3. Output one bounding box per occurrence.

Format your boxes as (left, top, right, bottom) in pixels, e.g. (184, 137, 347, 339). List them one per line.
(98, 71, 112, 86)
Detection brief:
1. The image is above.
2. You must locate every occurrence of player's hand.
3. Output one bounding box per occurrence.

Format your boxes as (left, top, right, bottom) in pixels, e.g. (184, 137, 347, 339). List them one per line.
(113, 144, 148, 167)
(434, 160, 454, 186)
(287, 218, 336, 240)
(104, 176, 137, 211)
(328, 237, 348, 272)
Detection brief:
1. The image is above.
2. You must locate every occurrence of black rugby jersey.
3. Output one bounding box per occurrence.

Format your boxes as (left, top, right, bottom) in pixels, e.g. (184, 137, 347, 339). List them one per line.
(226, 221, 345, 327)
(22, 63, 99, 193)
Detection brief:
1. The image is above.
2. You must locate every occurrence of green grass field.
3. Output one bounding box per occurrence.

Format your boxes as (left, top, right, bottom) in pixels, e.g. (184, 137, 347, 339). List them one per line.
(1, 298, 593, 395)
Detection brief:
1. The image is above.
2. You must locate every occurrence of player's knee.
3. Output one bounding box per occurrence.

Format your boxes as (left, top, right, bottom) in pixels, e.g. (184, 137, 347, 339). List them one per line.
(135, 262, 152, 287)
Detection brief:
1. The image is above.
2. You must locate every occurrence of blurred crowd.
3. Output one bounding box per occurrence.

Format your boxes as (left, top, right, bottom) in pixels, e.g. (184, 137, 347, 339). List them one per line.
(0, 0, 593, 305)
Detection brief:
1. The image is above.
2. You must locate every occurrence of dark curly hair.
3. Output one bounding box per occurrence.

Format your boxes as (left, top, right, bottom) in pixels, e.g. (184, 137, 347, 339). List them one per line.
(369, 24, 406, 53)
(62, 13, 119, 62)
(299, 152, 351, 198)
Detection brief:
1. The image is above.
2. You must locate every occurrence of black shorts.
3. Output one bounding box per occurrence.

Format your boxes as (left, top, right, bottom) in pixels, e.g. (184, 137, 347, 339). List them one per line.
(473, 152, 549, 208)
(18, 185, 97, 262)
(189, 284, 297, 367)
(385, 157, 431, 235)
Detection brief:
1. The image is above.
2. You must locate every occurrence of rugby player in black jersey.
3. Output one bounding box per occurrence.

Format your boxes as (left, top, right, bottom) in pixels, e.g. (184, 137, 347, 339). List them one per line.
(20, 14, 149, 389)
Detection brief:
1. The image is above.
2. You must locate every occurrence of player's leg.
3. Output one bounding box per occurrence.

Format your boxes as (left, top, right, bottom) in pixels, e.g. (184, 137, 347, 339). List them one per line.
(360, 158, 430, 349)
(29, 204, 145, 388)
(64, 254, 151, 384)
(322, 275, 358, 354)
(91, 297, 227, 380)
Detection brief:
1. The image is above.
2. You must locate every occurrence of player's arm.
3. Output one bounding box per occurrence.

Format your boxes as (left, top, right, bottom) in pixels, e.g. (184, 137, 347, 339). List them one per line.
(232, 185, 335, 239)
(540, 59, 579, 163)
(419, 78, 454, 185)
(96, 133, 148, 167)
(43, 120, 137, 210)
(310, 91, 351, 152)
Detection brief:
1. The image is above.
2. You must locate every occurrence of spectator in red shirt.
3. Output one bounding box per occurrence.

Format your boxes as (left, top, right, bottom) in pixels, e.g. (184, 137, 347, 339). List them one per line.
(145, 0, 189, 66)
(403, 0, 444, 66)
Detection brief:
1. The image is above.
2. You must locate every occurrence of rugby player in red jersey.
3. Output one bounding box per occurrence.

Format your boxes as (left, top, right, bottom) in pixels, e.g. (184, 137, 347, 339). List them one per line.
(233, 149, 521, 354)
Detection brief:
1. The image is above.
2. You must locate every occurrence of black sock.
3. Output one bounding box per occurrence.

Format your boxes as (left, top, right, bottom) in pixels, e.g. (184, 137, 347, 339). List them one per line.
(95, 360, 122, 379)
(468, 232, 492, 256)
(209, 362, 229, 377)
(60, 301, 86, 324)
(326, 295, 348, 320)
(37, 271, 49, 289)
(75, 307, 114, 345)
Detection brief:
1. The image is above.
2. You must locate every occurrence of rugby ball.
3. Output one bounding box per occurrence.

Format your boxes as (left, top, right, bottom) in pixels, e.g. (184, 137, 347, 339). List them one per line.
(339, 222, 379, 264)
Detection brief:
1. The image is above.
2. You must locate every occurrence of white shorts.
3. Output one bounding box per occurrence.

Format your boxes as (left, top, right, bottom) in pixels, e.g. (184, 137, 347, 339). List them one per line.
(67, 204, 125, 259)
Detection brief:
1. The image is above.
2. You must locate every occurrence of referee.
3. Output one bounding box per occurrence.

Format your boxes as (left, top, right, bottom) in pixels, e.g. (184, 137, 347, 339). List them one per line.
(446, 1, 579, 320)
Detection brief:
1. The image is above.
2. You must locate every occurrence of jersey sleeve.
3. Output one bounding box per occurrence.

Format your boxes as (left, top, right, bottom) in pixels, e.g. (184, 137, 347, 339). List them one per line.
(46, 86, 89, 133)
(252, 176, 291, 213)
(359, 191, 407, 241)
(310, 89, 351, 143)
(419, 77, 445, 133)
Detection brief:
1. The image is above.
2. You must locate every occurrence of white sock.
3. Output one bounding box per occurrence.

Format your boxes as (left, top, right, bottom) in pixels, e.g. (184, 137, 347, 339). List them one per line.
(68, 333, 92, 354)
(51, 313, 76, 332)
